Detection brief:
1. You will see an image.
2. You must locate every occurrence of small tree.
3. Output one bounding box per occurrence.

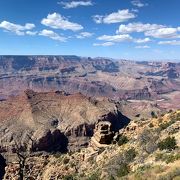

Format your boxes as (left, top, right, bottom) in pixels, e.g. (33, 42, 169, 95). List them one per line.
(13, 134, 34, 180)
(151, 111, 157, 118)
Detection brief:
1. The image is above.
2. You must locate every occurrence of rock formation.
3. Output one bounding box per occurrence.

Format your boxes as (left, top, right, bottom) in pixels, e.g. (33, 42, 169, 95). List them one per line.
(92, 121, 114, 144)
(0, 90, 128, 153)
(0, 56, 179, 103)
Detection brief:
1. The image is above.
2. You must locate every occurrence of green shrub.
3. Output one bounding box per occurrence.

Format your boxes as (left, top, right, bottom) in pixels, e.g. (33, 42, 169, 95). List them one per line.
(155, 153, 164, 161)
(117, 163, 130, 177)
(155, 153, 180, 164)
(63, 175, 75, 180)
(158, 137, 177, 151)
(151, 111, 157, 118)
(124, 148, 136, 163)
(159, 120, 175, 130)
(87, 171, 99, 180)
(118, 135, 129, 146)
(63, 157, 70, 164)
(165, 154, 180, 163)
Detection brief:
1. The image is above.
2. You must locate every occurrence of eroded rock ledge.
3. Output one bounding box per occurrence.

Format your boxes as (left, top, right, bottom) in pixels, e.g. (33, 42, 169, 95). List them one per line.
(0, 90, 130, 153)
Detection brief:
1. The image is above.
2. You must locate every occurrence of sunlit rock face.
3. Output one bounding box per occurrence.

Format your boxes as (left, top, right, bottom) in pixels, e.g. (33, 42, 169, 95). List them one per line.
(1, 56, 179, 102)
(0, 90, 129, 152)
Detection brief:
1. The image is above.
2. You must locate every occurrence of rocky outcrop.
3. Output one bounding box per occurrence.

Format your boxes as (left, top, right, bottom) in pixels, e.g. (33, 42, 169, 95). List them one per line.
(93, 121, 114, 144)
(0, 90, 128, 153)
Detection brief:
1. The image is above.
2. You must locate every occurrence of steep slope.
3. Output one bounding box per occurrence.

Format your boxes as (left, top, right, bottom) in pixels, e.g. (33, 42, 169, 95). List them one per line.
(0, 90, 129, 152)
(2, 110, 180, 180)
(0, 56, 179, 104)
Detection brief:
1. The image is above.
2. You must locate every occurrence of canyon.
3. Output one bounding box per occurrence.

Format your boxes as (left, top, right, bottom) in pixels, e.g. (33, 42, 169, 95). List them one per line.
(0, 56, 179, 179)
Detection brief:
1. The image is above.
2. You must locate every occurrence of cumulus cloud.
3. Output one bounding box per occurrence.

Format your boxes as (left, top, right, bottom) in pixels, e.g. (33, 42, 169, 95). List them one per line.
(131, 0, 148, 8)
(97, 34, 150, 44)
(41, 13, 83, 31)
(134, 37, 151, 43)
(93, 42, 115, 46)
(135, 45, 150, 48)
(97, 34, 133, 42)
(93, 9, 136, 24)
(117, 23, 180, 39)
(39, 29, 67, 42)
(117, 22, 165, 34)
(158, 40, 180, 45)
(59, 1, 93, 9)
(145, 27, 180, 38)
(76, 32, 93, 39)
(26, 31, 37, 36)
(0, 20, 35, 35)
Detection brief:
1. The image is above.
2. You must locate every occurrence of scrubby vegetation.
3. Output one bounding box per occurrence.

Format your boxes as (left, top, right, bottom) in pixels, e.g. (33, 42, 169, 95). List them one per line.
(158, 136, 177, 151)
(117, 135, 129, 146)
(116, 163, 130, 177)
(159, 119, 176, 130)
(155, 153, 180, 164)
(138, 129, 158, 154)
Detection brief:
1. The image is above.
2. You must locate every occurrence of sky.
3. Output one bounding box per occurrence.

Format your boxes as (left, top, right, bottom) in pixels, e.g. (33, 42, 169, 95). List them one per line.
(0, 0, 180, 61)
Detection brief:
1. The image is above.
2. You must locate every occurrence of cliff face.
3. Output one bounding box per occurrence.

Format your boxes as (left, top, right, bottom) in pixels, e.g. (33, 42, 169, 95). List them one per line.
(1, 56, 179, 101)
(0, 90, 128, 152)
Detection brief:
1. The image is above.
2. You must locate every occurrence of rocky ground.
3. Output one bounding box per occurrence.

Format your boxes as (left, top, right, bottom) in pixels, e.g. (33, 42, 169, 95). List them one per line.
(0, 56, 180, 179)
(1, 110, 179, 180)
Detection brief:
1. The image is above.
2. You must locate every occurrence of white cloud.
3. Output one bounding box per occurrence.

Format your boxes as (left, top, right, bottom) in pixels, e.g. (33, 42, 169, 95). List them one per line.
(117, 22, 165, 34)
(97, 34, 151, 44)
(76, 32, 93, 39)
(145, 27, 180, 38)
(39, 29, 67, 42)
(59, 1, 93, 9)
(131, 0, 148, 7)
(134, 37, 151, 43)
(93, 9, 136, 24)
(93, 15, 104, 24)
(41, 13, 83, 31)
(26, 31, 37, 36)
(158, 40, 180, 45)
(117, 23, 180, 39)
(97, 34, 133, 42)
(0, 21, 35, 35)
(135, 45, 150, 48)
(93, 42, 115, 46)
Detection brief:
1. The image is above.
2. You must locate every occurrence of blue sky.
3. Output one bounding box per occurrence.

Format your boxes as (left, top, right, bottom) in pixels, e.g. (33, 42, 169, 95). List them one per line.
(0, 0, 180, 61)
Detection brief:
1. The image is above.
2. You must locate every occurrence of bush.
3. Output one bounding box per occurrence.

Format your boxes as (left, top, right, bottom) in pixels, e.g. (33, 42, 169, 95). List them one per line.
(118, 135, 129, 146)
(63, 174, 77, 180)
(117, 163, 130, 177)
(63, 157, 70, 164)
(158, 137, 177, 151)
(87, 172, 99, 180)
(151, 111, 157, 118)
(155, 153, 180, 164)
(124, 148, 136, 163)
(159, 120, 175, 130)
